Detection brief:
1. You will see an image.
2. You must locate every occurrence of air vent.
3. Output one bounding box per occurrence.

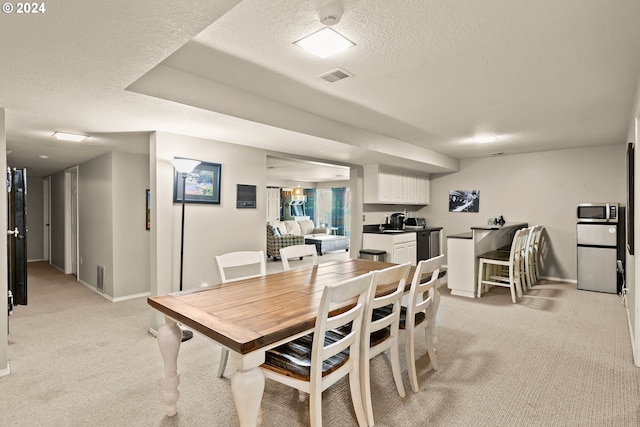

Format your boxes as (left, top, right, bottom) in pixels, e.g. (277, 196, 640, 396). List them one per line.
(319, 68, 353, 83)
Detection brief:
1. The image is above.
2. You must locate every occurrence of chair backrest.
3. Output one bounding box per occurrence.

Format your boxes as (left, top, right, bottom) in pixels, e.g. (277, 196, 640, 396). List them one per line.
(363, 262, 411, 350)
(310, 272, 374, 383)
(407, 254, 444, 321)
(279, 244, 319, 271)
(509, 228, 529, 263)
(215, 250, 266, 283)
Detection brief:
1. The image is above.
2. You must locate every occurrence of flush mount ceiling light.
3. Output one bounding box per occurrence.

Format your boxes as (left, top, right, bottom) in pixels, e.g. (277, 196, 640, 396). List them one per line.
(473, 134, 498, 144)
(53, 131, 88, 142)
(294, 27, 355, 59)
(294, 0, 354, 59)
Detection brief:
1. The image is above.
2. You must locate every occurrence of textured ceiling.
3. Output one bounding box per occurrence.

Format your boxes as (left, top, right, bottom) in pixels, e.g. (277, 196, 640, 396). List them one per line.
(3, 0, 640, 178)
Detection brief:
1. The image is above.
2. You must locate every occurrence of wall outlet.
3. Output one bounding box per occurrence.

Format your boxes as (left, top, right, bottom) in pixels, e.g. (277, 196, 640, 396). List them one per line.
(362, 214, 366, 221)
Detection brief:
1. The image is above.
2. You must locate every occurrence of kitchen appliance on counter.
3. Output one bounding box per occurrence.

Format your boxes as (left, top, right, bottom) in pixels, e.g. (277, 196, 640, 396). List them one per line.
(576, 204, 625, 294)
(405, 217, 426, 229)
(388, 212, 406, 230)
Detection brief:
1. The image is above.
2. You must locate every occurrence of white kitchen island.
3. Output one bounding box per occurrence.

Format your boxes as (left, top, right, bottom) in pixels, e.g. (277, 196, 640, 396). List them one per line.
(446, 222, 528, 298)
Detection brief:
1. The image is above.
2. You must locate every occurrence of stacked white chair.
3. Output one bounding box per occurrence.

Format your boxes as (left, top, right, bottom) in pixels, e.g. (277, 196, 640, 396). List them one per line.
(477, 228, 529, 303)
(214, 250, 266, 377)
(528, 225, 544, 286)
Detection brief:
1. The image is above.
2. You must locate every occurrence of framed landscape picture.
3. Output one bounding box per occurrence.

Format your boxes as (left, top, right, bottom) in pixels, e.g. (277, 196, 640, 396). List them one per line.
(173, 160, 222, 204)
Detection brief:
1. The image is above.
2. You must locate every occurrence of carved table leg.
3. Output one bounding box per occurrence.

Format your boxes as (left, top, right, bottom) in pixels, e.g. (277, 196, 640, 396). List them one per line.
(231, 351, 266, 427)
(157, 317, 182, 417)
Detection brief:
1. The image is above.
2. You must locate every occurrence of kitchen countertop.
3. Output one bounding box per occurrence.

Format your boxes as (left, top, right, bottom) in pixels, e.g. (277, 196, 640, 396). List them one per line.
(470, 222, 528, 231)
(362, 225, 442, 234)
(447, 232, 473, 239)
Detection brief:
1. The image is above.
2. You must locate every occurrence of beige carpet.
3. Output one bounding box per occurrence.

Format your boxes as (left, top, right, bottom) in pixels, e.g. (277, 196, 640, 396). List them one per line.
(1, 260, 639, 426)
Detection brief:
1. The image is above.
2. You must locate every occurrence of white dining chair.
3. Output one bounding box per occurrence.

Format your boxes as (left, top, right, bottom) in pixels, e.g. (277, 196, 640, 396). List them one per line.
(279, 244, 318, 271)
(403, 254, 443, 392)
(360, 262, 411, 426)
(214, 250, 266, 377)
(260, 272, 373, 427)
(525, 225, 544, 287)
(477, 228, 529, 303)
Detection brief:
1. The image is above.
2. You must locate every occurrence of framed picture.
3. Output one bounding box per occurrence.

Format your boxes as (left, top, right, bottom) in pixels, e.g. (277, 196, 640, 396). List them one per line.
(449, 190, 480, 212)
(146, 189, 151, 230)
(173, 160, 222, 204)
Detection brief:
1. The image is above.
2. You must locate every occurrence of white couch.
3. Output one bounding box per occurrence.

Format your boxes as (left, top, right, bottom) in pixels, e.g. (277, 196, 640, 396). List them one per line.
(272, 219, 329, 238)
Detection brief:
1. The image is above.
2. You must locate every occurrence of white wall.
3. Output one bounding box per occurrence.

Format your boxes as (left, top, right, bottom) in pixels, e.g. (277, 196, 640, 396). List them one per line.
(26, 176, 44, 261)
(418, 144, 626, 280)
(0, 108, 8, 377)
(78, 154, 114, 295)
(112, 151, 150, 299)
(149, 131, 267, 331)
(49, 171, 66, 271)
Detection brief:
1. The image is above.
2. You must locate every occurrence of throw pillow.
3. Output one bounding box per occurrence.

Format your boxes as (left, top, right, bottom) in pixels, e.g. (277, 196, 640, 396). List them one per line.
(298, 219, 314, 235)
(285, 220, 302, 235)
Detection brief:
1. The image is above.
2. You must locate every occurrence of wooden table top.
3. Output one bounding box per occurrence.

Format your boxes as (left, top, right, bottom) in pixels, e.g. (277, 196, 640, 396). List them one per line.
(148, 258, 403, 355)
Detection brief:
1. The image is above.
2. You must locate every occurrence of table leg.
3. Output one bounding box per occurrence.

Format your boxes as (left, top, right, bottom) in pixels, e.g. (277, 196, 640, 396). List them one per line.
(231, 352, 266, 427)
(157, 317, 182, 417)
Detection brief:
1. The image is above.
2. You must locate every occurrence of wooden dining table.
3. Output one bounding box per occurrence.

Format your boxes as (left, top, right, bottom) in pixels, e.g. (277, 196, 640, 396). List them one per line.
(147, 258, 434, 427)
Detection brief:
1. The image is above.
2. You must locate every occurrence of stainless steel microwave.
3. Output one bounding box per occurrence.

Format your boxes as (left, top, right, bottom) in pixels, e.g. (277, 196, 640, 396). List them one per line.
(576, 203, 619, 223)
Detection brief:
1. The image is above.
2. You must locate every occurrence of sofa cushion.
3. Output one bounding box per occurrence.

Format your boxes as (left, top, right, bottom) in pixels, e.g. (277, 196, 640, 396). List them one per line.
(297, 219, 315, 235)
(273, 220, 288, 235)
(285, 220, 302, 235)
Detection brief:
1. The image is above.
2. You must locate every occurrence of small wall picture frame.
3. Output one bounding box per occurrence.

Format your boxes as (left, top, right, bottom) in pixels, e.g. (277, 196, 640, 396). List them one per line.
(236, 184, 257, 208)
(146, 189, 151, 230)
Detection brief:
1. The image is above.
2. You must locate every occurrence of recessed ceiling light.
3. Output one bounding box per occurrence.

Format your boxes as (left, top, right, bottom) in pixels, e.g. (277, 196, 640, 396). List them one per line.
(53, 131, 88, 142)
(38, 155, 49, 159)
(473, 134, 498, 144)
(294, 27, 355, 59)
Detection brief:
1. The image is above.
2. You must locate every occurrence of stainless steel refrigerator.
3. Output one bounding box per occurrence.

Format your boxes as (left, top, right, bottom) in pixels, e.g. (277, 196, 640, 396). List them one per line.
(576, 223, 619, 293)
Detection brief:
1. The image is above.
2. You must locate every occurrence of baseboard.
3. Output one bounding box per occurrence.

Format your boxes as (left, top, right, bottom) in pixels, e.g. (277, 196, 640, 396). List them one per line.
(625, 302, 639, 367)
(50, 263, 65, 274)
(539, 275, 575, 283)
(78, 279, 149, 302)
(27, 258, 46, 263)
(0, 365, 10, 378)
(113, 292, 150, 302)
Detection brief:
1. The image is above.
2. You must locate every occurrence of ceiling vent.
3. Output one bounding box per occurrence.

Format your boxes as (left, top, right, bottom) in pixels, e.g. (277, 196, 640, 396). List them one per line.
(319, 68, 353, 83)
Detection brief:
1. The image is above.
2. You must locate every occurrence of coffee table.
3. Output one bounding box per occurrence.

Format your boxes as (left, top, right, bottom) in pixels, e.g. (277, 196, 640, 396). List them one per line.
(304, 235, 349, 255)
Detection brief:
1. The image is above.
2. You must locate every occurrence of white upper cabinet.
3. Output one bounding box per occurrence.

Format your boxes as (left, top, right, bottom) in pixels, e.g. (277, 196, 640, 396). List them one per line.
(364, 164, 430, 205)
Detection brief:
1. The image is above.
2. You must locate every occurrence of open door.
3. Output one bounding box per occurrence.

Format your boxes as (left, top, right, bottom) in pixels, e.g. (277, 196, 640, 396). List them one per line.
(8, 167, 27, 306)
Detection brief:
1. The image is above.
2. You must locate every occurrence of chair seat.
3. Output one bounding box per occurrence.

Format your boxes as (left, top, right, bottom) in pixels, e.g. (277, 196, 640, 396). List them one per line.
(373, 305, 426, 329)
(263, 330, 350, 381)
(478, 250, 510, 261)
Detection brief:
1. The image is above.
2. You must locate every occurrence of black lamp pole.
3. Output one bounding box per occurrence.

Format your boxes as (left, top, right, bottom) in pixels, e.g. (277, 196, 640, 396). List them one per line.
(170, 158, 201, 342)
(179, 172, 187, 292)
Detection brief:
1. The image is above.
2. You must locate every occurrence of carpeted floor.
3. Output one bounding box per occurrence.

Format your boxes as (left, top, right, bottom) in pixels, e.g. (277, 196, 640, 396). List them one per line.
(1, 260, 639, 426)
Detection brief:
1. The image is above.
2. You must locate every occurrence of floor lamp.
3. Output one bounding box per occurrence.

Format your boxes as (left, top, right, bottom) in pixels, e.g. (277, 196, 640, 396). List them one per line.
(170, 158, 201, 342)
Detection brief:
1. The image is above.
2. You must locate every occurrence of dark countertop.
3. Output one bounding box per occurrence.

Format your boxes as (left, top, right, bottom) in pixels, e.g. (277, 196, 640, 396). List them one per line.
(448, 232, 473, 240)
(448, 222, 528, 240)
(362, 224, 442, 234)
(470, 222, 528, 231)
